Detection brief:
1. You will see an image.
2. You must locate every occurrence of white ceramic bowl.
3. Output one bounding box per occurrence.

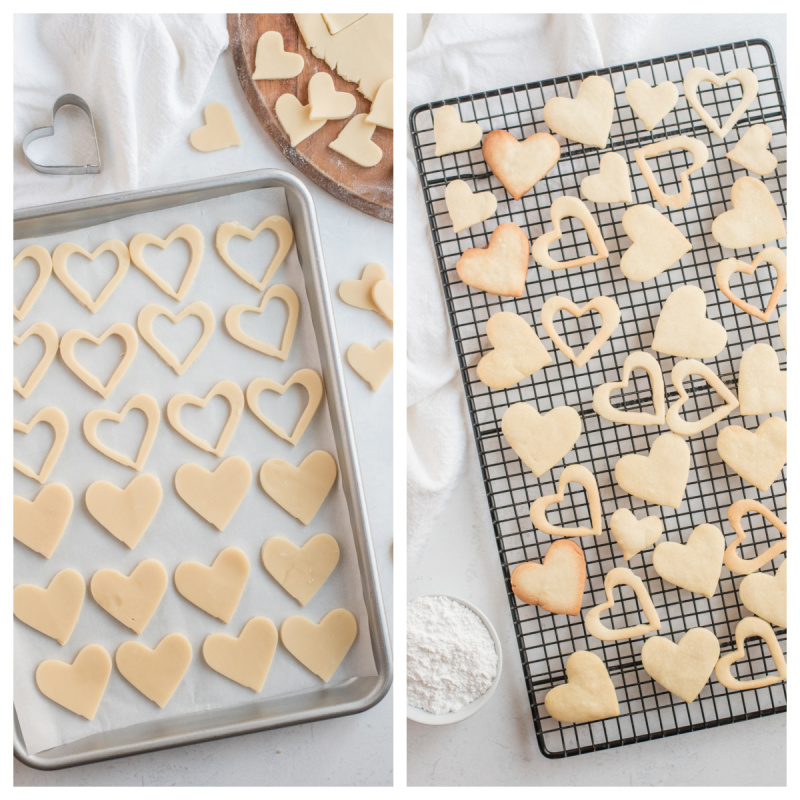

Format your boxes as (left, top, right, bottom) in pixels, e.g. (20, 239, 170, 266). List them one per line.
(407, 594, 503, 725)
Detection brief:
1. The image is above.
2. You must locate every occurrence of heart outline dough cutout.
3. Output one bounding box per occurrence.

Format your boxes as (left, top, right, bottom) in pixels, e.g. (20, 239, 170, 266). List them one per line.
(738, 343, 786, 416)
(652, 285, 727, 359)
(625, 78, 679, 131)
(726, 123, 778, 175)
(14, 322, 59, 398)
(14, 406, 69, 483)
(275, 94, 327, 147)
(724, 499, 786, 576)
(225, 283, 300, 361)
(262, 533, 340, 606)
(280, 608, 358, 683)
(544, 650, 619, 724)
(252, 30, 304, 80)
(580, 152, 632, 204)
(52, 239, 130, 313)
(543, 75, 615, 148)
(444, 179, 498, 234)
(174, 546, 250, 622)
(711, 176, 786, 250)
(593, 350, 665, 426)
(634, 135, 709, 209)
(683, 67, 758, 139)
(85, 473, 162, 549)
(14, 568, 85, 645)
(338, 262, 386, 312)
(91, 558, 168, 634)
(714, 616, 786, 691)
(13, 483, 73, 558)
(717, 416, 786, 492)
(652, 523, 725, 598)
(14, 244, 52, 320)
(307, 71, 356, 120)
(189, 102, 242, 152)
(129, 223, 204, 300)
(619, 204, 692, 282)
(541, 295, 620, 368)
(346, 340, 393, 391)
(529, 464, 602, 538)
(116, 633, 193, 708)
(137, 301, 216, 375)
(35, 644, 112, 720)
(203, 616, 279, 692)
(740, 560, 786, 629)
(433, 105, 483, 156)
(482, 129, 560, 201)
(532, 196, 609, 271)
(584, 566, 661, 641)
(456, 222, 530, 297)
(665, 359, 739, 436)
(615, 432, 690, 509)
(609, 508, 663, 561)
(329, 113, 382, 167)
(715, 246, 786, 323)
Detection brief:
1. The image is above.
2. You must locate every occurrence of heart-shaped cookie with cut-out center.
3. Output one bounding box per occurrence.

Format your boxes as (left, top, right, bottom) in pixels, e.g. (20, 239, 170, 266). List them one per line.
(444, 180, 497, 234)
(740, 560, 786, 629)
(85, 473, 162, 549)
(482, 129, 560, 201)
(529, 464, 602, 537)
(738, 343, 786, 416)
(652, 523, 725, 598)
(330, 113, 382, 167)
(52, 239, 130, 313)
(129, 224, 204, 300)
(307, 72, 356, 120)
(717, 417, 786, 492)
(13, 483, 73, 558)
(174, 456, 252, 531)
(584, 566, 661, 641)
(724, 499, 786, 576)
(711, 176, 786, 249)
(715, 246, 785, 323)
(609, 508, 663, 561)
(726, 123, 778, 175)
(189, 102, 242, 152)
(714, 616, 786, 691)
(36, 644, 112, 720)
(625, 78, 679, 131)
(252, 30, 304, 79)
(593, 350, 665, 426)
(346, 340, 393, 390)
(116, 633, 193, 708)
(580, 152, 632, 204)
(14, 568, 85, 644)
(634, 135, 709, 209)
(262, 533, 340, 606)
(14, 322, 58, 399)
(615, 432, 690, 509)
(433, 105, 483, 156)
(652, 285, 727, 359)
(683, 67, 758, 139)
(280, 608, 358, 682)
(543, 75, 615, 148)
(532, 196, 609, 271)
(91, 558, 168, 634)
(137, 301, 216, 375)
(619, 205, 692, 282)
(203, 616, 279, 692)
(541, 295, 621, 368)
(225, 283, 299, 360)
(275, 94, 327, 147)
(14, 244, 52, 320)
(14, 406, 69, 484)
(174, 546, 250, 622)
(665, 359, 739, 436)
(456, 222, 529, 297)
(510, 539, 586, 616)
(544, 650, 620, 723)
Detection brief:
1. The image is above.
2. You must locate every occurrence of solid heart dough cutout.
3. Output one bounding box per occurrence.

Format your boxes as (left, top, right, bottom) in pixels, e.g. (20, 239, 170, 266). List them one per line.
(82, 393, 160, 471)
(580, 152, 632, 204)
(259, 450, 337, 525)
(592, 350, 665, 426)
(529, 464, 602, 537)
(116, 633, 192, 708)
(724, 499, 786, 576)
(246, 368, 323, 445)
(129, 223, 204, 300)
(714, 615, 786, 691)
(14, 244, 52, 320)
(137, 301, 216, 375)
(665, 359, 739, 436)
(641, 627, 720, 704)
(510, 539, 586, 616)
(216, 215, 294, 291)
(174, 456, 252, 531)
(615, 432, 690, 509)
(85, 473, 162, 549)
(717, 416, 786, 492)
(619, 204, 692, 282)
(52, 239, 130, 313)
(280, 608, 358, 682)
(634, 135, 709, 209)
(456, 222, 530, 297)
(738, 343, 786, 416)
(167, 379, 244, 456)
(275, 94, 327, 147)
(711, 176, 786, 250)
(584, 566, 661, 641)
(651, 285, 727, 359)
(224, 283, 300, 361)
(476, 311, 552, 389)
(544, 650, 620, 724)
(252, 30, 304, 79)
(338, 262, 387, 312)
(482, 129, 560, 201)
(740, 560, 786, 629)
(175, 546, 250, 623)
(14, 568, 85, 645)
(683, 67, 758, 139)
(652, 523, 725, 598)
(36, 644, 112, 720)
(715, 246, 786, 323)
(91, 558, 167, 634)
(445, 179, 497, 234)
(14, 405, 69, 483)
(543, 75, 615, 148)
(609, 508, 663, 561)
(366, 78, 393, 129)
(59, 322, 138, 398)
(371, 280, 393, 324)
(262, 533, 340, 606)
(501, 401, 582, 478)
(307, 72, 356, 120)
(13, 483, 73, 558)
(14, 321, 58, 398)
(189, 102, 242, 152)
(726, 124, 778, 176)
(625, 78, 679, 131)
(532, 196, 609, 271)
(203, 616, 279, 692)
(433, 105, 483, 156)
(329, 113, 382, 167)
(347, 340, 393, 390)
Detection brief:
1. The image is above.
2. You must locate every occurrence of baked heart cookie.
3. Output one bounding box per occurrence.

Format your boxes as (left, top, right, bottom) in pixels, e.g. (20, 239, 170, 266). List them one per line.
(665, 359, 739, 437)
(592, 350, 665, 426)
(683, 67, 758, 139)
(455, 222, 530, 297)
(739, 560, 786, 629)
(614, 432, 690, 509)
(543, 75, 615, 148)
(476, 311, 551, 389)
(716, 417, 786, 492)
(433, 105, 483, 156)
(531, 196, 609, 271)
(444, 179, 497, 233)
(651, 285, 727, 359)
(580, 152, 632, 204)
(633, 135, 709, 209)
(544, 650, 620, 724)
(609, 508, 663, 561)
(619, 205, 692, 282)
(738, 343, 786, 416)
(482, 129, 560, 201)
(529, 464, 602, 538)
(714, 616, 786, 691)
(652, 523, 725, 598)
(723, 498, 786, 576)
(726, 123, 778, 176)
(583, 567, 661, 641)
(711, 176, 786, 250)
(715, 246, 786, 323)
(625, 78, 678, 131)
(510, 539, 586, 616)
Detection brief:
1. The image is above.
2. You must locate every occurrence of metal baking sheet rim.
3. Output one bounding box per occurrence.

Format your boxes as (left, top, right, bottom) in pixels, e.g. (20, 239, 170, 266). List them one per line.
(13, 168, 392, 770)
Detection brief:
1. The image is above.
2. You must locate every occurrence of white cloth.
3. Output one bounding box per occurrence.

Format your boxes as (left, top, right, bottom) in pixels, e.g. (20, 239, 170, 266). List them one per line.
(14, 14, 229, 208)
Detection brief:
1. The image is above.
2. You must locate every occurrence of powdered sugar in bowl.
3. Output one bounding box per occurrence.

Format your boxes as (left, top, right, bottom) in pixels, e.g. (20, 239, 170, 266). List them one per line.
(407, 594, 503, 725)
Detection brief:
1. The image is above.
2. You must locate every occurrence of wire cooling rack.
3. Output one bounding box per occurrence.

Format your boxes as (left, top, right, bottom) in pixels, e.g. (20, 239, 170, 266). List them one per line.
(410, 39, 786, 758)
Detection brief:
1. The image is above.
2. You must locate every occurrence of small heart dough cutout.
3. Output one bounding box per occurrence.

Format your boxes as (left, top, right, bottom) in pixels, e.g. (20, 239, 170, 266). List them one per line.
(174, 546, 250, 623)
(174, 456, 252, 531)
(116, 633, 193, 708)
(714, 616, 786, 691)
(275, 94, 327, 147)
(329, 114, 382, 168)
(203, 617, 279, 692)
(85, 473, 162, 549)
(35, 644, 112, 720)
(280, 608, 358, 682)
(252, 30, 304, 79)
(189, 102, 242, 152)
(715, 246, 786, 323)
(259, 450, 337, 525)
(541, 295, 621, 368)
(665, 359, 739, 436)
(91, 558, 168, 634)
(347, 340, 393, 390)
(13, 483, 73, 558)
(14, 568, 85, 645)
(592, 350, 665, 425)
(307, 72, 356, 120)
(262, 533, 340, 606)
(338, 262, 387, 312)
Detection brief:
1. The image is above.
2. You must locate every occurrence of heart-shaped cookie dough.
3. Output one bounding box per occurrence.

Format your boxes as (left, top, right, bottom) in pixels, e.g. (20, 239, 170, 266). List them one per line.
(14, 321, 58, 398)
(13, 483, 73, 558)
(740, 560, 786, 629)
(59, 322, 138, 399)
(714, 616, 786, 691)
(338, 262, 387, 312)
(275, 94, 327, 147)
(307, 71, 356, 120)
(619, 205, 692, 282)
(543, 650, 619, 723)
(641, 627, 720, 704)
(137, 301, 216, 375)
(738, 343, 786, 416)
(501, 401, 582, 478)
(259, 450, 337, 526)
(14, 244, 52, 320)
(634, 135, 709, 209)
(52, 239, 130, 313)
(224, 283, 300, 360)
(584, 566, 661, 641)
(166, 379, 244, 456)
(14, 406, 69, 483)
(116, 633, 193, 708)
(174, 456, 252, 531)
(592, 350, 665, 425)
(189, 102, 242, 152)
(652, 523, 725, 598)
(711, 176, 786, 249)
(615, 432, 690, 509)
(580, 152, 632, 204)
(85, 473, 162, 549)
(280, 608, 358, 682)
(330, 113, 382, 167)
(83, 393, 160, 471)
(203, 616, 279, 692)
(216, 215, 293, 291)
(532, 196, 609, 271)
(476, 311, 551, 389)
(456, 222, 530, 297)
(717, 417, 786, 492)
(665, 359, 739, 436)
(609, 508, 663, 561)
(543, 75, 615, 148)
(35, 644, 112, 720)
(529, 464, 602, 538)
(346, 340, 393, 391)
(252, 30, 304, 79)
(371, 280, 393, 324)
(262, 533, 340, 606)
(625, 78, 679, 131)
(91, 558, 168, 634)
(14, 568, 85, 645)
(683, 67, 758, 139)
(651, 285, 727, 359)
(482, 129, 560, 201)
(129, 224, 204, 300)
(510, 539, 586, 616)
(715, 246, 786, 323)
(174, 546, 250, 623)
(433, 105, 483, 156)
(366, 78, 393, 129)
(724, 499, 786, 576)
(445, 179, 497, 233)
(540, 295, 621, 368)
(726, 123, 778, 176)
(246, 368, 323, 445)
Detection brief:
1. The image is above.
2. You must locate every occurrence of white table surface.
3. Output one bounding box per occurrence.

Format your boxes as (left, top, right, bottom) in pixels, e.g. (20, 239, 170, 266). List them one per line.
(14, 24, 393, 788)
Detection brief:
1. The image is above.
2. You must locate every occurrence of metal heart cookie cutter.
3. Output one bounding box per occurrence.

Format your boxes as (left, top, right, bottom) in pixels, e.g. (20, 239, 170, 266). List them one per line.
(22, 93, 102, 175)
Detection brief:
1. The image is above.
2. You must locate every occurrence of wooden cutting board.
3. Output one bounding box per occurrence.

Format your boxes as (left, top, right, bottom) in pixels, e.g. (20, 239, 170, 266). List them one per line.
(228, 13, 392, 223)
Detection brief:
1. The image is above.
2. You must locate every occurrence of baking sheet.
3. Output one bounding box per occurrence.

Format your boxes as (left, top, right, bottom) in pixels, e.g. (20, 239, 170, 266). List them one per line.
(14, 185, 377, 756)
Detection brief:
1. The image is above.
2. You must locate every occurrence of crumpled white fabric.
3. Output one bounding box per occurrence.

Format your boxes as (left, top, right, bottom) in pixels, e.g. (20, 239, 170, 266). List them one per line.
(14, 13, 229, 208)
(406, 14, 653, 560)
